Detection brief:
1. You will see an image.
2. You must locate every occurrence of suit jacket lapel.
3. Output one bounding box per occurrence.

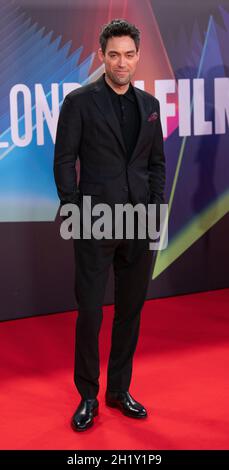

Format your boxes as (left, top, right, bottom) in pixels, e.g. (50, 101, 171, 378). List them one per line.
(91, 73, 148, 162)
(91, 75, 125, 153)
(129, 87, 148, 164)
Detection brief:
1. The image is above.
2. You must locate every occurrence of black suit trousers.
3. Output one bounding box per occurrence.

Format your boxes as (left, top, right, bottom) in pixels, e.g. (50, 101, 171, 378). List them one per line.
(73, 212, 155, 399)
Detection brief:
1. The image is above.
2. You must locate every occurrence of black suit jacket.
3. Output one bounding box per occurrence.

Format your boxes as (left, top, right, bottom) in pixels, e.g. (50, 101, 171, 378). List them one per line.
(54, 73, 165, 211)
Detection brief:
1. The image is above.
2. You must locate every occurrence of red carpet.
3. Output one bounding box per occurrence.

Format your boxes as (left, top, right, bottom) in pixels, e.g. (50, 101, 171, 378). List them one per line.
(0, 289, 228, 450)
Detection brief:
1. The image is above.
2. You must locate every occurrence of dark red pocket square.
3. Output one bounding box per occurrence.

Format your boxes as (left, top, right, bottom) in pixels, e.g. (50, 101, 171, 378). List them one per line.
(147, 111, 158, 122)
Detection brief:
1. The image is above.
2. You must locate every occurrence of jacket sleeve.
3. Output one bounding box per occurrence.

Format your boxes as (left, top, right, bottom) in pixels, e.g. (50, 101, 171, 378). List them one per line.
(53, 95, 82, 207)
(148, 98, 166, 205)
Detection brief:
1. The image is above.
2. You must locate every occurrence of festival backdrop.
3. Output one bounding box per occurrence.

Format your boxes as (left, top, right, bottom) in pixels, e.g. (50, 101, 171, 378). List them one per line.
(0, 0, 228, 321)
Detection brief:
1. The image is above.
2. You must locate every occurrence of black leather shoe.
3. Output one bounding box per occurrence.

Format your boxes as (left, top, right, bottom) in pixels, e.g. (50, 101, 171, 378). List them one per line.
(71, 398, 99, 432)
(105, 391, 147, 418)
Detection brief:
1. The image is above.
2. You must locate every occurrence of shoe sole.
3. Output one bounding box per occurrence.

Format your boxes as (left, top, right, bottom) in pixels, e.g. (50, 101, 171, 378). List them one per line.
(71, 406, 99, 432)
(106, 400, 147, 419)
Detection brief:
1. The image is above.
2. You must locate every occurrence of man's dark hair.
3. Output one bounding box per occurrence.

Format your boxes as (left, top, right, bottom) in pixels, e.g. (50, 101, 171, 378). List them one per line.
(99, 19, 140, 54)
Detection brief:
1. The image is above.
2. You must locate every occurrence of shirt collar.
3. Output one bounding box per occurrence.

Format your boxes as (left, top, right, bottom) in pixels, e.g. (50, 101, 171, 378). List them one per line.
(103, 73, 135, 102)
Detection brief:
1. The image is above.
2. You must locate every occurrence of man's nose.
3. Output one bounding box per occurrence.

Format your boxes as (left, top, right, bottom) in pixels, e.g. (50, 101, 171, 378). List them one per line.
(118, 56, 126, 67)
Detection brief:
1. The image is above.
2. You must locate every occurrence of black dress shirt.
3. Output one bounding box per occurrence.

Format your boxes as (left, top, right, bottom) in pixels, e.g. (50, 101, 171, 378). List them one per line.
(103, 74, 140, 162)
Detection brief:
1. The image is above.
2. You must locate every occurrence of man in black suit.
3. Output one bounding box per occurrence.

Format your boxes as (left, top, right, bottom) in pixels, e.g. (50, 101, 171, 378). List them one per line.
(54, 19, 166, 431)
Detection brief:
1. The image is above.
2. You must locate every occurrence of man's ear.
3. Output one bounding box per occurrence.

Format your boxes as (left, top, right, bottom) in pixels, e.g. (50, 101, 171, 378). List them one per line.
(97, 48, 104, 63)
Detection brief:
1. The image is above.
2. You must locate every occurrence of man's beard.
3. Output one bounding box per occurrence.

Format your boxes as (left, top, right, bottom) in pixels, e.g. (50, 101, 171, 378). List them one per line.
(107, 70, 131, 86)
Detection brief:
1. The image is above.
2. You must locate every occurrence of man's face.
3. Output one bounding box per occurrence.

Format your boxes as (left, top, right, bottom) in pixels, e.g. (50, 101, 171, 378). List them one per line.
(98, 35, 140, 86)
